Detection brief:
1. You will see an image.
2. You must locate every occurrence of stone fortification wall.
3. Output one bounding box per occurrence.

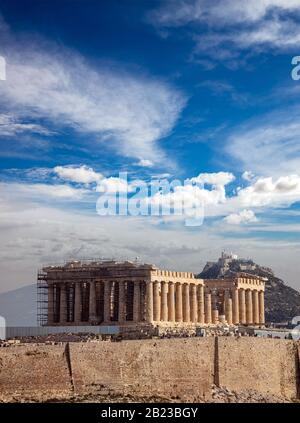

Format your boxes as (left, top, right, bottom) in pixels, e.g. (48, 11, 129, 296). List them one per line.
(0, 338, 299, 402)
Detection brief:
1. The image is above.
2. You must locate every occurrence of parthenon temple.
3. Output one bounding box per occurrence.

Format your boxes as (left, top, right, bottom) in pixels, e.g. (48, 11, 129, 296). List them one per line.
(37, 260, 265, 329)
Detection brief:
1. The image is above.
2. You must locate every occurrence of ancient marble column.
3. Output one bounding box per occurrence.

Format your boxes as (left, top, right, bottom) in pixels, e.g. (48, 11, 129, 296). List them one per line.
(183, 283, 190, 323)
(205, 292, 212, 324)
(74, 282, 82, 323)
(190, 284, 198, 323)
(197, 285, 205, 324)
(246, 289, 253, 325)
(47, 283, 54, 325)
(259, 291, 265, 325)
(223, 289, 229, 315)
(146, 281, 154, 323)
(118, 280, 126, 323)
(89, 281, 97, 323)
(133, 281, 141, 322)
(225, 297, 233, 325)
(175, 283, 183, 322)
(168, 282, 175, 322)
(239, 288, 246, 324)
(103, 281, 111, 323)
(232, 287, 239, 324)
(161, 281, 168, 321)
(59, 283, 67, 324)
(212, 308, 219, 324)
(153, 281, 161, 321)
(252, 290, 259, 325)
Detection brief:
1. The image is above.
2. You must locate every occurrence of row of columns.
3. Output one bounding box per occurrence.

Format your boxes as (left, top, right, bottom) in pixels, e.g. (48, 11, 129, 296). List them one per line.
(204, 288, 264, 325)
(48, 280, 145, 324)
(146, 283, 264, 325)
(148, 281, 206, 324)
(49, 280, 265, 326)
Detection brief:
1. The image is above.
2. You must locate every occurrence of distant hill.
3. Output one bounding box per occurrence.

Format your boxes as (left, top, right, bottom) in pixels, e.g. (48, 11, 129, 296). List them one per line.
(0, 284, 37, 326)
(198, 252, 300, 323)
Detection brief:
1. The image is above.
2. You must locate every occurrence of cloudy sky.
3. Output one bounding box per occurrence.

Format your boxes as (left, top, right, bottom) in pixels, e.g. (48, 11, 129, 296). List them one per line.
(1, 0, 300, 293)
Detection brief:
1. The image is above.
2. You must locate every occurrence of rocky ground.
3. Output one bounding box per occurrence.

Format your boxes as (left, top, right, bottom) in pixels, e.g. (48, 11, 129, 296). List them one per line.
(210, 385, 293, 403)
(1, 385, 296, 403)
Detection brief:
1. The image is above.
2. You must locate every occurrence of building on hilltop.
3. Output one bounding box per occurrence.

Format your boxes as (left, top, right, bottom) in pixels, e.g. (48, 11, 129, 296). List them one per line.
(202, 251, 261, 277)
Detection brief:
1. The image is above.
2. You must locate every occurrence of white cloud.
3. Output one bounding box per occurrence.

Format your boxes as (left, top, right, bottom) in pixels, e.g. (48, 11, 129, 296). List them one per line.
(0, 113, 51, 136)
(136, 159, 154, 167)
(146, 174, 233, 218)
(233, 19, 300, 50)
(0, 24, 186, 165)
(93, 171, 234, 220)
(96, 177, 135, 194)
(148, 0, 300, 64)
(145, 172, 300, 220)
(242, 171, 255, 182)
(236, 175, 300, 208)
(226, 108, 300, 175)
(3, 168, 300, 221)
(0, 182, 89, 201)
(224, 209, 258, 225)
(149, 0, 300, 27)
(54, 165, 102, 184)
(190, 171, 235, 186)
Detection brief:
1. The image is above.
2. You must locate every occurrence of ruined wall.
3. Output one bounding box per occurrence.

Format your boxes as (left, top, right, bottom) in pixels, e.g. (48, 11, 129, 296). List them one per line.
(0, 344, 72, 401)
(70, 338, 214, 401)
(0, 338, 299, 402)
(217, 338, 299, 399)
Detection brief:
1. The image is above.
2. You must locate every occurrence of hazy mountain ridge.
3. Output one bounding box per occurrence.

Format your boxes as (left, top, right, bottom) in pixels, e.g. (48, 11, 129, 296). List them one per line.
(0, 284, 37, 326)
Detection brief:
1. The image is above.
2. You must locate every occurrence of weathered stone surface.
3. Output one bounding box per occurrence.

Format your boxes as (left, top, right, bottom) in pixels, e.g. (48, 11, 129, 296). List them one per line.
(0, 344, 72, 401)
(69, 338, 215, 401)
(218, 337, 299, 399)
(0, 338, 299, 402)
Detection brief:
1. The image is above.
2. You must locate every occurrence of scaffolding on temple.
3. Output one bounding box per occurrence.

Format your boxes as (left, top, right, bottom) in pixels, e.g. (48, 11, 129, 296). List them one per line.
(37, 270, 48, 326)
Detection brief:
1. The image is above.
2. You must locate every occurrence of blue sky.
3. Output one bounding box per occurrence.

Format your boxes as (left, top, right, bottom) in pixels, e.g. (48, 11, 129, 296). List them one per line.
(1, 0, 300, 292)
